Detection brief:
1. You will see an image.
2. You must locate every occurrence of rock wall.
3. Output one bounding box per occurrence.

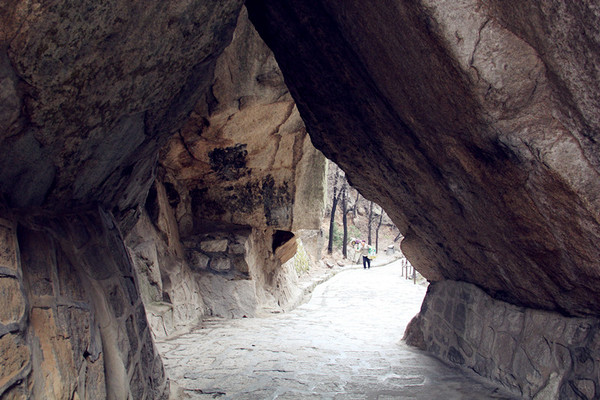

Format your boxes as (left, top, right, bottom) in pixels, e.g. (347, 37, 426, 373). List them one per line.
(0, 206, 168, 399)
(245, 1, 600, 393)
(126, 8, 327, 338)
(245, 0, 600, 317)
(405, 280, 600, 399)
(2, 3, 328, 396)
(160, 7, 326, 233)
(0, 1, 244, 231)
(126, 171, 322, 338)
(0, 0, 327, 397)
(1, 2, 248, 397)
(126, 186, 206, 338)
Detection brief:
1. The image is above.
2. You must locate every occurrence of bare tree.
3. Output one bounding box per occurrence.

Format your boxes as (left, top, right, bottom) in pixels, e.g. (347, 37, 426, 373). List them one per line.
(327, 165, 342, 254)
(352, 190, 360, 219)
(375, 207, 383, 253)
(341, 182, 349, 258)
(394, 231, 403, 242)
(367, 200, 374, 245)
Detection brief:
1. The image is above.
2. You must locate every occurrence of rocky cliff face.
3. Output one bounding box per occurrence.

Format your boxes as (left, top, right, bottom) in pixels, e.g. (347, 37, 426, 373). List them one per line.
(3, 0, 600, 398)
(0, 207, 168, 399)
(125, 8, 326, 337)
(1, 3, 328, 396)
(1, 1, 245, 398)
(246, 0, 600, 317)
(0, 0, 243, 229)
(159, 7, 324, 233)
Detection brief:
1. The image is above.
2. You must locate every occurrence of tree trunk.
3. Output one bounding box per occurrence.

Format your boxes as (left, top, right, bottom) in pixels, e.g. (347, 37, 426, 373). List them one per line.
(341, 183, 348, 258)
(327, 165, 340, 254)
(367, 201, 374, 245)
(327, 190, 338, 254)
(353, 190, 360, 219)
(375, 208, 383, 253)
(394, 231, 403, 242)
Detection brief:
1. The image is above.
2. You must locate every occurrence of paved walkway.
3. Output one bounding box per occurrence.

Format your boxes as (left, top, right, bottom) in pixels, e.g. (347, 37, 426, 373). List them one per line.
(157, 261, 519, 399)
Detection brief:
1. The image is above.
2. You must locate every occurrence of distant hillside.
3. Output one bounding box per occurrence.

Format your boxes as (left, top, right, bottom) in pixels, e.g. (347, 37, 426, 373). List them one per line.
(322, 161, 402, 261)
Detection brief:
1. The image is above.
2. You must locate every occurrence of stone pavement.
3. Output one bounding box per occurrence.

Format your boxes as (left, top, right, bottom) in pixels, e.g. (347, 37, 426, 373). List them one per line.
(157, 261, 520, 399)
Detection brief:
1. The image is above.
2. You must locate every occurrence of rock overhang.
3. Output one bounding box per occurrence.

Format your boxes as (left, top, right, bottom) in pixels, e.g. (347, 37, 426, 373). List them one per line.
(245, 0, 600, 317)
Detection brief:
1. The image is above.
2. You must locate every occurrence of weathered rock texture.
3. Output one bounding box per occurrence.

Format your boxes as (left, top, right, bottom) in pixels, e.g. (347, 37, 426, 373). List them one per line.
(125, 8, 327, 337)
(245, 0, 600, 316)
(126, 196, 206, 338)
(405, 280, 600, 399)
(2, 0, 599, 397)
(0, 206, 168, 399)
(0, 0, 244, 229)
(159, 7, 325, 233)
(1, 2, 327, 395)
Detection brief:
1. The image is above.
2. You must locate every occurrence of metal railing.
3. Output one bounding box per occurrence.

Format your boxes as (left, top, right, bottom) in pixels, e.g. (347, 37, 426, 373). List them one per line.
(400, 257, 417, 284)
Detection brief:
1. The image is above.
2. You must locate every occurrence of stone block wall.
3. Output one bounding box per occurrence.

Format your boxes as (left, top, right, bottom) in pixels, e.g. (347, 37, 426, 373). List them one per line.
(184, 232, 251, 276)
(181, 227, 304, 319)
(127, 207, 305, 335)
(405, 280, 600, 399)
(186, 230, 262, 319)
(0, 215, 29, 398)
(0, 207, 168, 399)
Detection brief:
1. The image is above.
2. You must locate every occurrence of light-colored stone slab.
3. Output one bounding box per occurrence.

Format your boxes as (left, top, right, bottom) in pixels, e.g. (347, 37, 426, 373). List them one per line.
(200, 239, 229, 253)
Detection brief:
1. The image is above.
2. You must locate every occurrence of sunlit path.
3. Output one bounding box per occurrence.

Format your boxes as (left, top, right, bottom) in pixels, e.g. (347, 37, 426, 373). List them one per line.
(157, 261, 518, 399)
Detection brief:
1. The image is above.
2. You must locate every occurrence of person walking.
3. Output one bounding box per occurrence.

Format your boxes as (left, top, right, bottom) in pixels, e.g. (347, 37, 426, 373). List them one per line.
(360, 240, 371, 269)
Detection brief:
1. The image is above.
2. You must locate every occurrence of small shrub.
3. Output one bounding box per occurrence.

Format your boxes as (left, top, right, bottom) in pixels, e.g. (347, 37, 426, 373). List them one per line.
(349, 225, 361, 241)
(332, 224, 343, 249)
(294, 240, 311, 275)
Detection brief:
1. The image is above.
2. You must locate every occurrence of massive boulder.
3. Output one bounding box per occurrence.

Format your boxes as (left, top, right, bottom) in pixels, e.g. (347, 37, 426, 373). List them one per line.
(245, 0, 600, 317)
(245, 1, 600, 397)
(0, 0, 243, 229)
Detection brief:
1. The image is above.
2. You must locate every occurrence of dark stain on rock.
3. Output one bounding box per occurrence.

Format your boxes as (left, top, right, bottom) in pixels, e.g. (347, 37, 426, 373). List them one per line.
(262, 175, 291, 227)
(145, 185, 159, 225)
(191, 188, 226, 218)
(190, 173, 292, 227)
(209, 144, 249, 181)
(226, 180, 261, 214)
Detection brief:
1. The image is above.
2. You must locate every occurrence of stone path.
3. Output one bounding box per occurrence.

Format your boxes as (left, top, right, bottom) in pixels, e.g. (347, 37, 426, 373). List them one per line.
(157, 261, 519, 399)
